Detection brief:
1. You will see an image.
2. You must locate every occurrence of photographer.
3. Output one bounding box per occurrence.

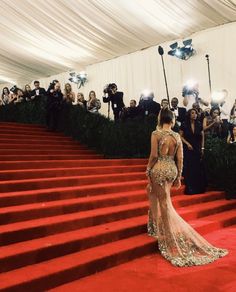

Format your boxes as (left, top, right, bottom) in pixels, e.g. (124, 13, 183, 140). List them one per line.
(182, 82, 208, 110)
(170, 97, 186, 126)
(46, 80, 63, 131)
(121, 99, 141, 121)
(102, 83, 125, 121)
(31, 81, 46, 100)
(138, 91, 160, 117)
(203, 107, 223, 138)
(9, 86, 24, 104)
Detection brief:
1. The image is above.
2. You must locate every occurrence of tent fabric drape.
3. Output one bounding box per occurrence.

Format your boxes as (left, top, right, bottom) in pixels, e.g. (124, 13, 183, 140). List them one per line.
(0, 0, 236, 84)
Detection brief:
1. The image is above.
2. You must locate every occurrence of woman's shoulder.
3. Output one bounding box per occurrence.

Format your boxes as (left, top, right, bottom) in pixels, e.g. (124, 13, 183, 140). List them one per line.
(152, 126, 163, 136)
(170, 130, 181, 142)
(152, 130, 158, 136)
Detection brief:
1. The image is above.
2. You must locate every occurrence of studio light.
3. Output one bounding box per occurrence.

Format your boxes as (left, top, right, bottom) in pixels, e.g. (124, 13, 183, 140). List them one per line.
(211, 91, 225, 104)
(170, 42, 178, 50)
(168, 39, 196, 60)
(69, 71, 88, 89)
(175, 49, 182, 58)
(185, 79, 198, 90)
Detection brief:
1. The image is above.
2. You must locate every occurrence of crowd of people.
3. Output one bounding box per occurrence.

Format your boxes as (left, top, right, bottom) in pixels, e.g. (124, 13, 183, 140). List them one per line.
(1, 80, 236, 143)
(0, 80, 102, 131)
(0, 81, 101, 112)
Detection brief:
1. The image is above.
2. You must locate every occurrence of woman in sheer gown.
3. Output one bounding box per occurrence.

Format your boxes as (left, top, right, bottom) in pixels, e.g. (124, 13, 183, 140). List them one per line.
(146, 108, 228, 267)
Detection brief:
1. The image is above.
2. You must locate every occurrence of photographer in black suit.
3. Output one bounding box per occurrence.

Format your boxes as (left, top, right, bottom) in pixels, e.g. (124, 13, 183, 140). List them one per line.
(31, 81, 46, 100)
(46, 80, 64, 131)
(170, 97, 186, 126)
(103, 83, 125, 121)
(121, 99, 142, 121)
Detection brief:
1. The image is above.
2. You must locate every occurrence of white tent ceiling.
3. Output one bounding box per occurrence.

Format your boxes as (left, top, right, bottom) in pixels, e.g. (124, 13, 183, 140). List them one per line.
(0, 0, 236, 84)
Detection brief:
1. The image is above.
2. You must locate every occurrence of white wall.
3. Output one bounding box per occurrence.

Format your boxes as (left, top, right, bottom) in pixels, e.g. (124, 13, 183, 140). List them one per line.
(1, 22, 236, 117)
(83, 22, 236, 116)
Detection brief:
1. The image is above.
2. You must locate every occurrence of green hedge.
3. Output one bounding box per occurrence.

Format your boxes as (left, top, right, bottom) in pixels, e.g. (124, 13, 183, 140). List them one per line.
(0, 99, 235, 198)
(204, 138, 236, 199)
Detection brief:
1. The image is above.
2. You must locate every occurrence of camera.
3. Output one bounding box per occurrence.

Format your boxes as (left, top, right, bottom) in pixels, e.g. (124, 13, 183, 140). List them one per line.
(10, 85, 18, 94)
(182, 85, 199, 97)
(103, 83, 117, 95)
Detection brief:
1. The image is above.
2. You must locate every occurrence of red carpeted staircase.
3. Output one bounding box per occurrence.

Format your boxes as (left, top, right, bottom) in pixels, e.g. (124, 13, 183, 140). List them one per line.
(0, 122, 235, 292)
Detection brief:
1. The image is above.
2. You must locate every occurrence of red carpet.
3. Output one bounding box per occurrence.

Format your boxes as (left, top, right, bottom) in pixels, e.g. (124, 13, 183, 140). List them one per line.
(0, 122, 235, 292)
(49, 226, 236, 292)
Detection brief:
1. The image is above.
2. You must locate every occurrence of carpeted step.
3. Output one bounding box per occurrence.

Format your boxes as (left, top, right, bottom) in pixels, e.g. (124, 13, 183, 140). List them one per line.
(0, 172, 145, 192)
(0, 130, 74, 142)
(178, 199, 236, 220)
(0, 158, 147, 170)
(0, 165, 146, 180)
(0, 138, 82, 145)
(1, 206, 235, 275)
(0, 215, 148, 273)
(0, 149, 96, 156)
(48, 225, 236, 292)
(0, 153, 103, 162)
(0, 201, 149, 245)
(173, 191, 225, 207)
(0, 190, 224, 224)
(0, 144, 87, 150)
(191, 209, 236, 233)
(0, 154, 103, 161)
(0, 133, 75, 141)
(0, 234, 156, 292)
(0, 122, 44, 129)
(0, 180, 149, 207)
(1, 197, 234, 246)
(0, 128, 66, 136)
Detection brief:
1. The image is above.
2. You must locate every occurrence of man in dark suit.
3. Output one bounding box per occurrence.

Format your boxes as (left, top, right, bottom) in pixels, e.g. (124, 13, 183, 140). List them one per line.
(103, 83, 125, 121)
(31, 81, 46, 100)
(171, 97, 186, 126)
(121, 99, 142, 121)
(46, 81, 64, 131)
(138, 91, 161, 117)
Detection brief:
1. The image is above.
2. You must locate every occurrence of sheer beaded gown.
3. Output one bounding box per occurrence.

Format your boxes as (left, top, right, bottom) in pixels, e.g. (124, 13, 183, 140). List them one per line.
(147, 128, 228, 267)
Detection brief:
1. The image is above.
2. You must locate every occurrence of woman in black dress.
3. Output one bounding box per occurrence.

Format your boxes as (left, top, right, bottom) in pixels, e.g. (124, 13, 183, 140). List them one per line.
(180, 108, 207, 194)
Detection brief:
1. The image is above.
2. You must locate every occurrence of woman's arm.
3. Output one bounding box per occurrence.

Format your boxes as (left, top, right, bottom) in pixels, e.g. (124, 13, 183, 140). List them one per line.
(203, 117, 216, 131)
(230, 108, 236, 120)
(183, 96, 188, 107)
(227, 132, 231, 144)
(173, 139, 183, 189)
(201, 130, 205, 156)
(97, 99, 101, 109)
(199, 98, 209, 107)
(146, 132, 158, 174)
(179, 129, 193, 150)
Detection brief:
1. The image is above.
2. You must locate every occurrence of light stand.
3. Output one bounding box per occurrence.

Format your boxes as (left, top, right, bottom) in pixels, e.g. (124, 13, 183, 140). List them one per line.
(205, 54, 212, 93)
(158, 46, 170, 107)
